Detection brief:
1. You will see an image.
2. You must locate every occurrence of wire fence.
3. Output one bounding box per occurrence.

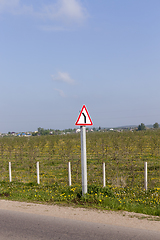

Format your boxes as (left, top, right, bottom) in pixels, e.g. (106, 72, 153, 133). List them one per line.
(0, 131, 160, 189)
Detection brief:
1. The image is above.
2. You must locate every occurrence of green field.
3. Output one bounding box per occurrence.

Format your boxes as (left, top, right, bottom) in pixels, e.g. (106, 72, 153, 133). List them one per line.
(0, 130, 160, 216)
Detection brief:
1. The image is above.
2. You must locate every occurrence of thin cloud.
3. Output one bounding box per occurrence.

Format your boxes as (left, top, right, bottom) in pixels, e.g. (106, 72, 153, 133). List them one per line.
(0, 0, 19, 12)
(0, 0, 87, 23)
(0, 0, 33, 15)
(54, 88, 66, 98)
(46, 0, 87, 22)
(52, 71, 76, 85)
(39, 25, 69, 32)
(0, 0, 19, 8)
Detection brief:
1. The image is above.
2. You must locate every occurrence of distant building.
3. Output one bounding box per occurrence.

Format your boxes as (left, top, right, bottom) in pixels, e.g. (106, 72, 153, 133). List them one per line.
(17, 132, 31, 137)
(11, 132, 17, 136)
(76, 129, 81, 133)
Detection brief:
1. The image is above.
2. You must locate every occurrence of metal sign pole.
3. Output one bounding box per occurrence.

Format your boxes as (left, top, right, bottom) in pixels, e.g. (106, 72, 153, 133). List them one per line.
(76, 105, 92, 196)
(81, 126, 87, 195)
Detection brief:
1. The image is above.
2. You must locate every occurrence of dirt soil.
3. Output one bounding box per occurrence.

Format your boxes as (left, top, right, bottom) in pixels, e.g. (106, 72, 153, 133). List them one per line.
(0, 200, 160, 232)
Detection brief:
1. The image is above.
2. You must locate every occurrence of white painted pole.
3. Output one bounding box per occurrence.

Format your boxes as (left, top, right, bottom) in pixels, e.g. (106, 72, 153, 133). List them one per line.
(103, 162, 106, 187)
(68, 161, 72, 186)
(9, 162, 12, 182)
(37, 162, 40, 184)
(144, 162, 147, 191)
(81, 126, 87, 195)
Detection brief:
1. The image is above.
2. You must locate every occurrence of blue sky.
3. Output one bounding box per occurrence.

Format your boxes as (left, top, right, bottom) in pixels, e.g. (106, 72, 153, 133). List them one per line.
(0, 0, 160, 132)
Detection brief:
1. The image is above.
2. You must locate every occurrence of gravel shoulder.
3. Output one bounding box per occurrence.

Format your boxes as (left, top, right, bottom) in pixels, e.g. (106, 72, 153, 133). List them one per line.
(0, 200, 160, 232)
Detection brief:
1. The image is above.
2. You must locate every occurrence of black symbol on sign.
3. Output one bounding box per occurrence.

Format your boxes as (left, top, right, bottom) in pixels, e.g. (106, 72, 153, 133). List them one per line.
(82, 113, 86, 123)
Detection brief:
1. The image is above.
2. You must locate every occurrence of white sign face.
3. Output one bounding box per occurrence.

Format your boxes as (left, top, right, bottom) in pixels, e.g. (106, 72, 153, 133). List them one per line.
(75, 105, 93, 126)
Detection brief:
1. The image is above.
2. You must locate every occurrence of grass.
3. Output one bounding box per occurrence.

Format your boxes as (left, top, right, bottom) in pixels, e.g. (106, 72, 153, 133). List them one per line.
(0, 130, 160, 216)
(0, 181, 160, 217)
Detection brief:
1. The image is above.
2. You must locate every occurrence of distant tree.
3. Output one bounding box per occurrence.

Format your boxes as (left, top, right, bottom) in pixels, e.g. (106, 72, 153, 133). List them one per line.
(32, 132, 38, 136)
(38, 127, 43, 134)
(64, 128, 73, 133)
(138, 123, 146, 131)
(55, 129, 61, 135)
(153, 122, 159, 129)
(37, 127, 50, 135)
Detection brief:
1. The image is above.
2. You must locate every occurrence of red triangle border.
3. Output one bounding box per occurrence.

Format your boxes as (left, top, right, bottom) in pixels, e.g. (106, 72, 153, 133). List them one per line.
(75, 105, 93, 126)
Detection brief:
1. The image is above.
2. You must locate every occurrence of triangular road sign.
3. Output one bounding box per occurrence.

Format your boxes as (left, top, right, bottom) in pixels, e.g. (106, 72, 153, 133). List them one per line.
(75, 105, 93, 126)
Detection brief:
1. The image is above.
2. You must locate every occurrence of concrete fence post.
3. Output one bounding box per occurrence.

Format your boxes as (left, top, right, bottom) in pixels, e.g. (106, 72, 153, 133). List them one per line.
(9, 162, 12, 182)
(144, 162, 147, 191)
(37, 162, 40, 184)
(68, 161, 72, 186)
(103, 162, 106, 187)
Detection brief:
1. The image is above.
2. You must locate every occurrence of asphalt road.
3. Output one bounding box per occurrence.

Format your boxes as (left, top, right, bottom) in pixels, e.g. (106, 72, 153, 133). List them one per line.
(0, 209, 160, 240)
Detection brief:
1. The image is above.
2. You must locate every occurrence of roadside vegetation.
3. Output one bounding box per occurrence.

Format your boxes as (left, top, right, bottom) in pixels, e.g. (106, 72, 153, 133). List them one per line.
(0, 130, 160, 216)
